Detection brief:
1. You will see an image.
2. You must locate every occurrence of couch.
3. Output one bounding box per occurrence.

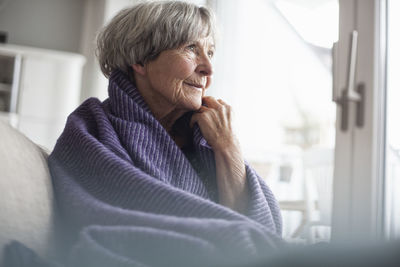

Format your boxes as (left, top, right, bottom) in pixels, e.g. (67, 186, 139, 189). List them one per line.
(0, 120, 56, 263)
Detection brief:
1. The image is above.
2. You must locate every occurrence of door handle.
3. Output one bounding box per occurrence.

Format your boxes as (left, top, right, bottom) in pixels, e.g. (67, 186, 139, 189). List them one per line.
(333, 30, 365, 131)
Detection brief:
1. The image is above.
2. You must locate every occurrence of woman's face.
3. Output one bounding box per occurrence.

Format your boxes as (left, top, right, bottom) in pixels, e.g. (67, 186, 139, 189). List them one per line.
(143, 36, 214, 112)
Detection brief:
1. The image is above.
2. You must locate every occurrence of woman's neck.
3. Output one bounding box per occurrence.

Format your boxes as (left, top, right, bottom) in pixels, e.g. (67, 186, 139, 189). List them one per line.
(158, 111, 186, 133)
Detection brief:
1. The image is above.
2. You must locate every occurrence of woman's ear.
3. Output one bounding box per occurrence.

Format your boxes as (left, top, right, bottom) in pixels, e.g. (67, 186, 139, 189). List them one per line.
(132, 63, 146, 76)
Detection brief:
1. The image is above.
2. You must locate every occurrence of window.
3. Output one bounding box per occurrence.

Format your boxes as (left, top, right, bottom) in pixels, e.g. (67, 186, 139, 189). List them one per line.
(210, 0, 338, 243)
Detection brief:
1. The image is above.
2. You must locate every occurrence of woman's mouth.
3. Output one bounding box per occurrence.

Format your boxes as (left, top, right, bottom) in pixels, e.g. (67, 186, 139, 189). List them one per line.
(184, 82, 203, 91)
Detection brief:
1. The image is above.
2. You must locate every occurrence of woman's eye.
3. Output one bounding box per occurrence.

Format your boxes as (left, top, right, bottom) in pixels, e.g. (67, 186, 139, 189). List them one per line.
(208, 51, 214, 58)
(186, 44, 196, 51)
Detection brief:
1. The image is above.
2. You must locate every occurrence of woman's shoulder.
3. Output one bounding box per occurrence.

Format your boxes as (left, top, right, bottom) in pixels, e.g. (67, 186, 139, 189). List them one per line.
(78, 97, 105, 110)
(58, 97, 110, 135)
(69, 97, 108, 117)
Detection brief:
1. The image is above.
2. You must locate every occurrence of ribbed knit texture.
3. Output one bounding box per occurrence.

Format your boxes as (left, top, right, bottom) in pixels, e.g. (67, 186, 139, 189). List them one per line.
(48, 70, 283, 267)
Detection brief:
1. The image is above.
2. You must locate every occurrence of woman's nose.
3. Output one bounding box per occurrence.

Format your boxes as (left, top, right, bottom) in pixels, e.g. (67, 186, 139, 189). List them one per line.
(196, 53, 213, 76)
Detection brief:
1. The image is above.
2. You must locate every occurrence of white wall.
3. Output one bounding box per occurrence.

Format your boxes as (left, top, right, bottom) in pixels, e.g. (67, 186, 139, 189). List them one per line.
(0, 0, 85, 53)
(78, 0, 142, 102)
(79, 0, 107, 102)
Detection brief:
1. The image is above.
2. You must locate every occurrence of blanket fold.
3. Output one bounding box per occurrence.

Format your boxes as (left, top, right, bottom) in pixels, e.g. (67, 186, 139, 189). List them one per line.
(48, 70, 283, 266)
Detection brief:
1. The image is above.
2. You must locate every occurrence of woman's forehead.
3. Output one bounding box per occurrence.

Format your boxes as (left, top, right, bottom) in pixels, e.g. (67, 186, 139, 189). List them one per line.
(193, 36, 215, 48)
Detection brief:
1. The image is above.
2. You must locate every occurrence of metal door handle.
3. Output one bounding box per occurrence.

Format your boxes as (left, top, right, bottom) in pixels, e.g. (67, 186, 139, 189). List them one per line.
(333, 30, 364, 131)
(346, 31, 361, 102)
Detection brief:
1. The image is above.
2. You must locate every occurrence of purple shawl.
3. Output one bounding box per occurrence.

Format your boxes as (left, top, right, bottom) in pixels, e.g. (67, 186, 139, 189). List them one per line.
(48, 70, 283, 266)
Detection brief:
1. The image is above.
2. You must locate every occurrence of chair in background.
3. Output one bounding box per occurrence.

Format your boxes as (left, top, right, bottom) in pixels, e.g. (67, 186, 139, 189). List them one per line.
(278, 147, 333, 243)
(302, 147, 334, 243)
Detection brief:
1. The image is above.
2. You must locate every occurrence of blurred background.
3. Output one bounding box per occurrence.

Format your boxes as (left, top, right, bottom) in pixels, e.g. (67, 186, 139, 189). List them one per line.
(0, 0, 398, 244)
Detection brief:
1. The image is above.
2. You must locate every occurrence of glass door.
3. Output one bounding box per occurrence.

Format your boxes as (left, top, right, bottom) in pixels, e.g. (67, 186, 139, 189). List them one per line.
(209, 0, 339, 243)
(211, 0, 395, 244)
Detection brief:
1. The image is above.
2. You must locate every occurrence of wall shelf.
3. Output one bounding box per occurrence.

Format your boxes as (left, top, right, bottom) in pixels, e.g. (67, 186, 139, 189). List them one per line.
(0, 44, 85, 149)
(0, 83, 11, 93)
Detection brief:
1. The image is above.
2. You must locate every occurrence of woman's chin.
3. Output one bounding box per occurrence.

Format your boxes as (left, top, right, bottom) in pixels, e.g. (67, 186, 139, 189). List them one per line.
(182, 98, 202, 111)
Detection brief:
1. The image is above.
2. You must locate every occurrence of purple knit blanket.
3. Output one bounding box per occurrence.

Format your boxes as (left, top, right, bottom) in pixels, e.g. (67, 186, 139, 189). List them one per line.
(48, 70, 283, 266)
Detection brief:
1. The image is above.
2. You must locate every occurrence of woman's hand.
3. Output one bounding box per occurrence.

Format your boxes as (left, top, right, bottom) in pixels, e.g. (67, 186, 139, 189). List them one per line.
(190, 96, 249, 213)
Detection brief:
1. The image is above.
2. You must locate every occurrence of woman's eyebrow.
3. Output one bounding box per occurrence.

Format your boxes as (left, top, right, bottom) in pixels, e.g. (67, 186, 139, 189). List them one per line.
(195, 39, 214, 47)
(199, 42, 215, 50)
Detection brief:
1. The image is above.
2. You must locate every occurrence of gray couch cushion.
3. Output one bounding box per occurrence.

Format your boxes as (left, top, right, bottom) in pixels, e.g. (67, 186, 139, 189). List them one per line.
(0, 120, 55, 262)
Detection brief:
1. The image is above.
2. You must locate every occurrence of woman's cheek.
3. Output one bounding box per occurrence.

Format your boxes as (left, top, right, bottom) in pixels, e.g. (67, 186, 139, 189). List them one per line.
(172, 80, 183, 103)
(181, 56, 197, 72)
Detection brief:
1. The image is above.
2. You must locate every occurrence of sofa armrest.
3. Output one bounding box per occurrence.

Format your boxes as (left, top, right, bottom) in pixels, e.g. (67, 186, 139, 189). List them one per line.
(0, 120, 56, 262)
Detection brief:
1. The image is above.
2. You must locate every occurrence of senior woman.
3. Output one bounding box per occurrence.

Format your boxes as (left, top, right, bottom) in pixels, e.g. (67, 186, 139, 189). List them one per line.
(43, 1, 283, 266)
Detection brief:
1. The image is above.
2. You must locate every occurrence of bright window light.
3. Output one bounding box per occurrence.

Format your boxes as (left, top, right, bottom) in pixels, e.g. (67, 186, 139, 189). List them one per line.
(275, 0, 339, 48)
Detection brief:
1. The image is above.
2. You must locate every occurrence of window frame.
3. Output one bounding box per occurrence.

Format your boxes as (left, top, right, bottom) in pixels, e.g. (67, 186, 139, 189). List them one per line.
(331, 0, 387, 242)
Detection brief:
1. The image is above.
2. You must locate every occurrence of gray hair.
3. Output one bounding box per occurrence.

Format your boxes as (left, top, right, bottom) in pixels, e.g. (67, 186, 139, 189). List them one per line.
(96, 1, 216, 78)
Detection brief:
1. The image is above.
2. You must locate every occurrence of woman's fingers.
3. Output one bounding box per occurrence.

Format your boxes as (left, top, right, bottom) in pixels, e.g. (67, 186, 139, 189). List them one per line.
(190, 97, 235, 150)
(217, 99, 228, 106)
(192, 97, 231, 126)
(202, 96, 223, 109)
(190, 105, 212, 128)
(202, 97, 231, 119)
(202, 96, 231, 110)
(196, 105, 208, 113)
